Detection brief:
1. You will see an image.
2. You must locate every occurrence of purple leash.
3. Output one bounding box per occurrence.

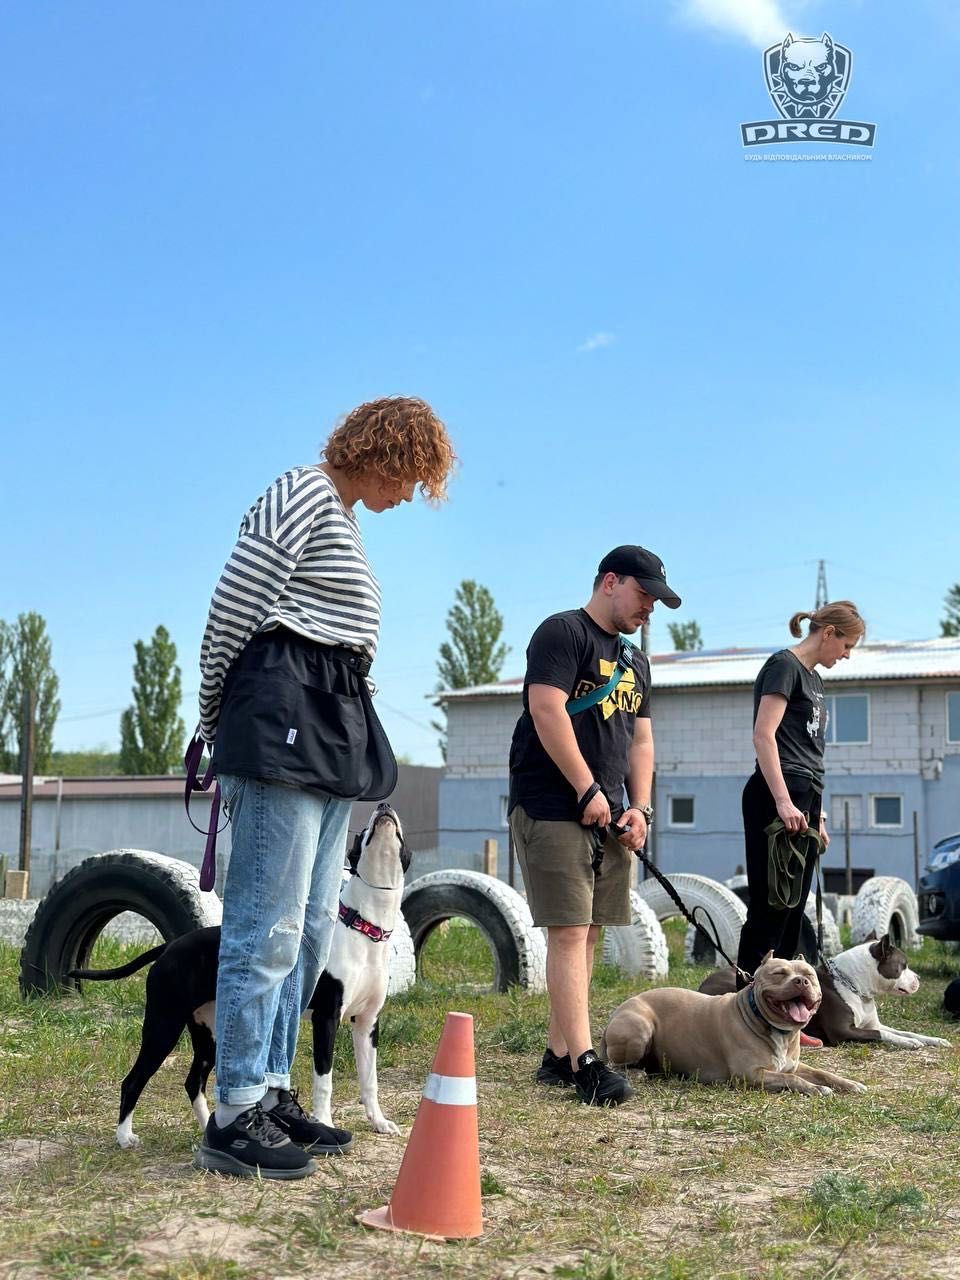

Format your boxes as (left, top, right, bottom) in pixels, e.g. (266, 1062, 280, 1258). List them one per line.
(184, 728, 221, 892)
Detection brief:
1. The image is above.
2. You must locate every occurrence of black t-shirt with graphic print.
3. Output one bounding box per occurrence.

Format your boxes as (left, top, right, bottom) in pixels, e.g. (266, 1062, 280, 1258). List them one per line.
(508, 608, 652, 822)
(753, 649, 826, 791)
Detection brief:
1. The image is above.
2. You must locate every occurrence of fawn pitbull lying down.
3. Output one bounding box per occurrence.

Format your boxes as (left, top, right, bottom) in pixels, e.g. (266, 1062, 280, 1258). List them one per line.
(699, 934, 952, 1050)
(601, 953, 866, 1095)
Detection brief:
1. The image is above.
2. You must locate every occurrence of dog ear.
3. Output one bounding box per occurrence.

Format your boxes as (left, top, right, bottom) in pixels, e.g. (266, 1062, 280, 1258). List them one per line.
(879, 932, 892, 954)
(346, 832, 363, 874)
(864, 930, 878, 942)
(761, 949, 774, 965)
(399, 839, 412, 875)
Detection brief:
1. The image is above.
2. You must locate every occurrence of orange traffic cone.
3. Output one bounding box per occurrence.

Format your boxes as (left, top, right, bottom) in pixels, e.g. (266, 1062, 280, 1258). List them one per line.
(360, 1010, 483, 1240)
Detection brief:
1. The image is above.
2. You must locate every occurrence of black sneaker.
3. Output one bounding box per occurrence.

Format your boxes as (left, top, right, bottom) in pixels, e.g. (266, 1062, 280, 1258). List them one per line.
(573, 1050, 635, 1107)
(267, 1089, 353, 1156)
(193, 1104, 317, 1179)
(536, 1047, 575, 1087)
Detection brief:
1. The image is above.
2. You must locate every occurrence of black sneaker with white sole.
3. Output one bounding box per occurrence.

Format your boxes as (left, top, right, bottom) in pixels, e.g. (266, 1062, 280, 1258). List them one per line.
(267, 1089, 353, 1155)
(193, 1104, 316, 1179)
(573, 1050, 635, 1107)
(536, 1047, 575, 1087)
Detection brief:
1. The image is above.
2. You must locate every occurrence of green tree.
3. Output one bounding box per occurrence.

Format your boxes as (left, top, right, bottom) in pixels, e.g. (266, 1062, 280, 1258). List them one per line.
(119, 625, 186, 774)
(0, 612, 62, 773)
(48, 748, 123, 777)
(667, 620, 704, 652)
(433, 580, 509, 758)
(437, 581, 509, 689)
(941, 584, 960, 637)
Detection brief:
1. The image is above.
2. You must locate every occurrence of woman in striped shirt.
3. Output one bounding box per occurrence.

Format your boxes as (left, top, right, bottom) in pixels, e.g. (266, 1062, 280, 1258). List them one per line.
(194, 397, 455, 1180)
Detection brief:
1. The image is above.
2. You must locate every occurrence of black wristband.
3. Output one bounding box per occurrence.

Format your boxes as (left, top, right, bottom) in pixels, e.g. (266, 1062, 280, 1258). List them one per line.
(576, 782, 600, 817)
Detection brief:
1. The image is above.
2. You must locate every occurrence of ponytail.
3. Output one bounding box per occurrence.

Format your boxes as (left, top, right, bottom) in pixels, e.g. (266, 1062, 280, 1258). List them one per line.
(788, 601, 866, 641)
(788, 611, 812, 638)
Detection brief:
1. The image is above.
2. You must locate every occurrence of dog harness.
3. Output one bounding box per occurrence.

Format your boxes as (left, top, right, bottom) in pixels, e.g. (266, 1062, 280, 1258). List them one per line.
(338, 901, 393, 943)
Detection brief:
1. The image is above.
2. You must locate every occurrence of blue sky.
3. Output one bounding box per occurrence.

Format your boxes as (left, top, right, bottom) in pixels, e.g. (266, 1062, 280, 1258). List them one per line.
(3, 0, 958, 766)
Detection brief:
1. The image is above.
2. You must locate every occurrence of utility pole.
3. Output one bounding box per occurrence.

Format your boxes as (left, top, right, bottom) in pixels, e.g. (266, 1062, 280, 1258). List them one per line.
(815, 560, 829, 609)
(18, 688, 36, 882)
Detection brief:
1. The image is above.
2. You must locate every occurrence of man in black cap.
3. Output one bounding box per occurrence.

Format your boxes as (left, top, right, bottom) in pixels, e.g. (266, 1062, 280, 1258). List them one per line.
(508, 546, 681, 1106)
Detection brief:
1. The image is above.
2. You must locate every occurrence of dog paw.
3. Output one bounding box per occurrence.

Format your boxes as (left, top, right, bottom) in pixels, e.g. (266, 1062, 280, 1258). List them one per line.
(370, 1117, 400, 1136)
(839, 1080, 868, 1094)
(814, 1085, 833, 1096)
(117, 1133, 141, 1150)
(929, 1037, 953, 1048)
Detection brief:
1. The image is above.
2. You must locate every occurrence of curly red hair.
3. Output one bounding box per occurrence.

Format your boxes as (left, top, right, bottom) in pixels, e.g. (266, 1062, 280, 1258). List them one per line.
(322, 396, 456, 504)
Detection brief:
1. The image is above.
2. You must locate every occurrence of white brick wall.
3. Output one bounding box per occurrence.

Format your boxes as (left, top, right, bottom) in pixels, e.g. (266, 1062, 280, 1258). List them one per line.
(445, 680, 960, 780)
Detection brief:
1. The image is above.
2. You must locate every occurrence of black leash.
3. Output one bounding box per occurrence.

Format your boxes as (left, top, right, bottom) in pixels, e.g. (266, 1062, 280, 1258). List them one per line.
(594, 820, 751, 986)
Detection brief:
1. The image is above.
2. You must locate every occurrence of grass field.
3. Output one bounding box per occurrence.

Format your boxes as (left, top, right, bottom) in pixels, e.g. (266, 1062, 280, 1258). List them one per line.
(1, 919, 958, 1280)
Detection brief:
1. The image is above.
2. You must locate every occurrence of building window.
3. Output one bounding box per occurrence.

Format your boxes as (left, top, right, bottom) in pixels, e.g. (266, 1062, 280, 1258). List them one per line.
(825, 693, 869, 744)
(871, 795, 903, 828)
(948, 692, 960, 744)
(500, 795, 509, 828)
(829, 795, 863, 831)
(669, 796, 695, 827)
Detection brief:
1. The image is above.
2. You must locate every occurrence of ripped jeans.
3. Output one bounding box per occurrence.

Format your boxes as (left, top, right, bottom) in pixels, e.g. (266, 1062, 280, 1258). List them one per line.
(214, 774, 352, 1105)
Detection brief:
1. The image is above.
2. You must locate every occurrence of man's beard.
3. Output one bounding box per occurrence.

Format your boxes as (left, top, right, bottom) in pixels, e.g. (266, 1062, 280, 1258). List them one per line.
(611, 608, 647, 635)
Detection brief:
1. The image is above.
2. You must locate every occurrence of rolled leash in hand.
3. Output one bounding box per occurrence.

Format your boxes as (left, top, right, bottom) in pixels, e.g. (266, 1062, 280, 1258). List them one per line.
(576, 781, 601, 818)
(764, 815, 825, 911)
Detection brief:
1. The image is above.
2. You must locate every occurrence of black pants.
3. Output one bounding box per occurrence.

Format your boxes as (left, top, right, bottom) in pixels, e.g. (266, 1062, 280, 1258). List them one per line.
(735, 770, 822, 989)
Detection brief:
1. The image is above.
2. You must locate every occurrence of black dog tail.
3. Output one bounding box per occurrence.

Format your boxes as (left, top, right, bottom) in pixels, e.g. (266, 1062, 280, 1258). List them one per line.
(67, 942, 168, 981)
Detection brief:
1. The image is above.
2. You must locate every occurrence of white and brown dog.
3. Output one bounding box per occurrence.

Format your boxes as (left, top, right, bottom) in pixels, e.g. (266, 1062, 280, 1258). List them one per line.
(602, 953, 867, 1095)
(69, 802, 409, 1147)
(700, 934, 952, 1050)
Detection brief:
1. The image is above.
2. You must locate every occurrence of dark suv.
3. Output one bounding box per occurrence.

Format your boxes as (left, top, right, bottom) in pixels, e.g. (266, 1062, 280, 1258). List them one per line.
(917, 832, 960, 941)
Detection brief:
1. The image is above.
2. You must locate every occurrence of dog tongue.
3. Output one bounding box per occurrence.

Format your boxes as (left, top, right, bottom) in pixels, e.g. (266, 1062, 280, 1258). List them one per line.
(787, 1000, 809, 1024)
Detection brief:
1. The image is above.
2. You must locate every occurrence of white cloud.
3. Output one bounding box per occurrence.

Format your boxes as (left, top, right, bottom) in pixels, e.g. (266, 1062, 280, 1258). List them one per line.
(680, 0, 797, 48)
(577, 331, 616, 354)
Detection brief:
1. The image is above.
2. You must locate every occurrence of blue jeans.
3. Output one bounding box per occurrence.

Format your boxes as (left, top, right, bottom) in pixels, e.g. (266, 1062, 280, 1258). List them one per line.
(214, 773, 352, 1105)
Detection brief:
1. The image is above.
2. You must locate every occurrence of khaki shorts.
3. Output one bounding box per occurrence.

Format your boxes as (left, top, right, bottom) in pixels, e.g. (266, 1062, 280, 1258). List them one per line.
(509, 805, 632, 927)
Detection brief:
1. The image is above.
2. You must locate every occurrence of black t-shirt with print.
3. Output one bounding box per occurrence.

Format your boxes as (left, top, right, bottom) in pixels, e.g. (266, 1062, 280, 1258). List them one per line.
(508, 609, 652, 822)
(753, 649, 826, 790)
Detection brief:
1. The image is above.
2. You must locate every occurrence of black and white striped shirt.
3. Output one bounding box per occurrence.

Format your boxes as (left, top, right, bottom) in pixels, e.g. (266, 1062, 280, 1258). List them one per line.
(198, 466, 380, 743)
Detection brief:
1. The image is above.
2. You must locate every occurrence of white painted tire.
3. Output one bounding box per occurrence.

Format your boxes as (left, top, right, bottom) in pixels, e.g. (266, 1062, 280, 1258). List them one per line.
(602, 890, 670, 979)
(633, 873, 746, 969)
(402, 870, 547, 993)
(851, 876, 922, 951)
(387, 910, 416, 996)
(834, 894, 857, 929)
(804, 898, 843, 958)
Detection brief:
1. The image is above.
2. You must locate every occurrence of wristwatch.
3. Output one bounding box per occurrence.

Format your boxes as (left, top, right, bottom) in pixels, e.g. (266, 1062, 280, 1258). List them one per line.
(631, 803, 654, 825)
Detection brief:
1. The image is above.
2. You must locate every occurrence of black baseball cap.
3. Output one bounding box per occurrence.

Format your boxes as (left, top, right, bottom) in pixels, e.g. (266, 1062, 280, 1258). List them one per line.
(598, 546, 682, 609)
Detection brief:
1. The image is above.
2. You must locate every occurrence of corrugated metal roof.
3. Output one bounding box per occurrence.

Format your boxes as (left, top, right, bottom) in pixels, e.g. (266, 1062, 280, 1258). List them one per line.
(438, 638, 960, 700)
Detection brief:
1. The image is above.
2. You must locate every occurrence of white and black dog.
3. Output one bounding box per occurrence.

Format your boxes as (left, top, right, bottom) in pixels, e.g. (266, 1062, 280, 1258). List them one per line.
(809, 934, 953, 1049)
(69, 801, 410, 1148)
(700, 934, 952, 1050)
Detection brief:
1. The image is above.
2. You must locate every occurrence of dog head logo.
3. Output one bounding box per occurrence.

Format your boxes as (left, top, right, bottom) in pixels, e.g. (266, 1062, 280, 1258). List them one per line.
(764, 32, 852, 120)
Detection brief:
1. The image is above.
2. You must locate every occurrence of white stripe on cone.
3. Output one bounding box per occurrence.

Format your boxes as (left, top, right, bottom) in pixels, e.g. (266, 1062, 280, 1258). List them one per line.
(422, 1073, 478, 1106)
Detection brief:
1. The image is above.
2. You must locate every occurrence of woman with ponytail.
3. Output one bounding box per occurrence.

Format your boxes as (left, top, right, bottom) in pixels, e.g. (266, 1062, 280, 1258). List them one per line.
(735, 602, 866, 1002)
